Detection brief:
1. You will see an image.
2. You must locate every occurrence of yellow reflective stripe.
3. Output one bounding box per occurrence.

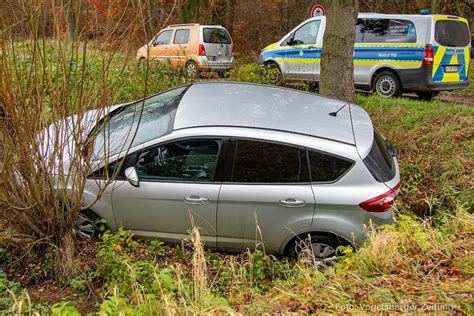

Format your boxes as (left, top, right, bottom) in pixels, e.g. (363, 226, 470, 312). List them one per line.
(353, 60, 421, 67)
(464, 47, 470, 78)
(275, 57, 320, 64)
(432, 45, 446, 78)
(276, 57, 421, 68)
(441, 52, 460, 82)
(433, 15, 468, 23)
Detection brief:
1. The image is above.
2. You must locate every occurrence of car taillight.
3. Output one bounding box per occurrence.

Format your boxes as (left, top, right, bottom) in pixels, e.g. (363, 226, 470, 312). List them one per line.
(199, 44, 206, 56)
(359, 183, 401, 213)
(423, 45, 434, 65)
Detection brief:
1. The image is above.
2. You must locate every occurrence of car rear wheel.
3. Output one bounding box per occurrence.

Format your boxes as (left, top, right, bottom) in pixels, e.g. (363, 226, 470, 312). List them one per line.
(74, 210, 102, 240)
(374, 71, 402, 98)
(185, 61, 199, 78)
(416, 91, 440, 100)
(288, 235, 343, 264)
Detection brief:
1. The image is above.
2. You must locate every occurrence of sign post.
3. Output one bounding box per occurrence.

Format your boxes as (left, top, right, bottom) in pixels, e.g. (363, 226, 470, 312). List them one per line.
(311, 4, 325, 17)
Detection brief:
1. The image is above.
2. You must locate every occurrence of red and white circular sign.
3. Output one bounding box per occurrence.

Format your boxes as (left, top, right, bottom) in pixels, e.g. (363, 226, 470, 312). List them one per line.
(311, 4, 325, 17)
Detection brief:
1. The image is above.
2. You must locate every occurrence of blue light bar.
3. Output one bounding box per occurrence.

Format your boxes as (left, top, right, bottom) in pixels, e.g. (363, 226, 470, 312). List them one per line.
(420, 9, 429, 15)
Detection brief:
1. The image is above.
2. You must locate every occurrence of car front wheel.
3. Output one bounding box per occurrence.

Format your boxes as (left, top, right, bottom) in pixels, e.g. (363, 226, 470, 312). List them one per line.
(74, 210, 102, 240)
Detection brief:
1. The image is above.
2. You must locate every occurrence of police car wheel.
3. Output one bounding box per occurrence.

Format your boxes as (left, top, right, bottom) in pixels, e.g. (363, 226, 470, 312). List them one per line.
(265, 62, 283, 85)
(374, 71, 401, 98)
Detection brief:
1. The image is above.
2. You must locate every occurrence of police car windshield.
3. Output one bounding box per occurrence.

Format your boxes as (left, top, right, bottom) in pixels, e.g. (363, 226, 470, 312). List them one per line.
(435, 20, 470, 47)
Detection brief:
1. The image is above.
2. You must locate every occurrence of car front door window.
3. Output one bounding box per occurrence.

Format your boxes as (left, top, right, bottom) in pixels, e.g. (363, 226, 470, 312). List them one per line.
(136, 139, 220, 182)
(154, 30, 172, 46)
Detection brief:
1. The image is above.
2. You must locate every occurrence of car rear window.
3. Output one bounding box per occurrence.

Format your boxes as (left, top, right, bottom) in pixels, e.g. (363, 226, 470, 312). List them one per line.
(308, 151, 353, 182)
(203, 28, 231, 44)
(435, 20, 470, 47)
(363, 130, 396, 183)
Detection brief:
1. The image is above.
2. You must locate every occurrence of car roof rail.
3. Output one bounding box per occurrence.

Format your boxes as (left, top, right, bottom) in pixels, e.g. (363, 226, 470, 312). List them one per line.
(167, 23, 200, 28)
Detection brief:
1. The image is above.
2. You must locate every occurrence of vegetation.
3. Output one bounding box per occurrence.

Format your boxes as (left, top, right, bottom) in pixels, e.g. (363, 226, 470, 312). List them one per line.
(0, 0, 473, 313)
(0, 41, 472, 314)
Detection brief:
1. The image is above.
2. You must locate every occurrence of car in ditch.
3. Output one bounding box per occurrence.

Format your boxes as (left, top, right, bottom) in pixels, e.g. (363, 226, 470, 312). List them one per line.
(45, 82, 400, 262)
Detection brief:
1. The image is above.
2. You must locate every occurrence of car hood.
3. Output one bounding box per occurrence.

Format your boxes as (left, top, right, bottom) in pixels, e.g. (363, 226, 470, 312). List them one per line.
(37, 103, 125, 176)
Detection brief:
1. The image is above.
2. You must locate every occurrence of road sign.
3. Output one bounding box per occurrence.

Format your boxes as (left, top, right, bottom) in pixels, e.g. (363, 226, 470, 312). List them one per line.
(311, 4, 325, 17)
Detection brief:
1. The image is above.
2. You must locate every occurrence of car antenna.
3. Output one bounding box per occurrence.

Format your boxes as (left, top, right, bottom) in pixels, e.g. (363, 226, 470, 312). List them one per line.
(329, 103, 348, 117)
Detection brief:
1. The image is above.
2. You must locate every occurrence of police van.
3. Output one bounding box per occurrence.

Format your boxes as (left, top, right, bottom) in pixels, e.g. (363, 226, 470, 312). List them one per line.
(259, 13, 471, 99)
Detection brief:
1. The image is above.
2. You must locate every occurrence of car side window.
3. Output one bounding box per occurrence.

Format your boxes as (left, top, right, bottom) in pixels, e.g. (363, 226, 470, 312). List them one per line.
(308, 150, 353, 182)
(360, 19, 416, 43)
(136, 140, 220, 182)
(231, 140, 309, 183)
(286, 20, 321, 46)
(154, 30, 173, 46)
(174, 29, 190, 44)
(355, 19, 364, 43)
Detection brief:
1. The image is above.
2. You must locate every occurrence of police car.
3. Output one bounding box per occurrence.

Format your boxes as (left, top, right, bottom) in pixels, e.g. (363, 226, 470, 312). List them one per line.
(259, 12, 471, 99)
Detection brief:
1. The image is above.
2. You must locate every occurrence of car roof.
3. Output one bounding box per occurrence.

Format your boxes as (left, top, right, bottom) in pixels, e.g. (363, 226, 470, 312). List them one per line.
(174, 82, 362, 145)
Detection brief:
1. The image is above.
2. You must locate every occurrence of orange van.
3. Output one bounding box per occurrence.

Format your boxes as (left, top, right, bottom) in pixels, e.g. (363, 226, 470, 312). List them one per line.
(136, 23, 235, 77)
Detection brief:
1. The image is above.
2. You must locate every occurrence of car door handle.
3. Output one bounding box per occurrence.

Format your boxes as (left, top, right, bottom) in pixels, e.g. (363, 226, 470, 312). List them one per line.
(279, 198, 306, 208)
(308, 46, 317, 50)
(184, 196, 209, 204)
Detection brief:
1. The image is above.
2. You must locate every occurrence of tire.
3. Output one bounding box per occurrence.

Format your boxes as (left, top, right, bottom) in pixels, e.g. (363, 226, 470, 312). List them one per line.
(74, 210, 103, 240)
(138, 57, 146, 68)
(185, 61, 199, 79)
(416, 91, 440, 100)
(288, 235, 344, 264)
(265, 62, 283, 86)
(374, 71, 402, 98)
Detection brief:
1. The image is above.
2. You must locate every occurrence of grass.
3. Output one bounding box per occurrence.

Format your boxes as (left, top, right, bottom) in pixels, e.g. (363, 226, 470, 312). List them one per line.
(0, 44, 473, 314)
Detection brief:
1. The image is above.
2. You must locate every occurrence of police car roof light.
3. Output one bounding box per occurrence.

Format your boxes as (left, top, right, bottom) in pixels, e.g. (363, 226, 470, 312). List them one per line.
(420, 9, 429, 15)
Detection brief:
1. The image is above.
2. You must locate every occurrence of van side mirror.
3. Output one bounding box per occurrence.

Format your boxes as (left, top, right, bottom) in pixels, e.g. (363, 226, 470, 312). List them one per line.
(125, 167, 139, 187)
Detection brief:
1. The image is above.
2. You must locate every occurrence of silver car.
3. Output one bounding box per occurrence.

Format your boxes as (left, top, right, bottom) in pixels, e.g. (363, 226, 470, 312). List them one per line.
(65, 82, 400, 261)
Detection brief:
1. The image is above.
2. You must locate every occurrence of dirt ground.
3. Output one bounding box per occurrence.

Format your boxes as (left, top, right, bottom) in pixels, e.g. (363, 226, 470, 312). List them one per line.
(435, 92, 474, 107)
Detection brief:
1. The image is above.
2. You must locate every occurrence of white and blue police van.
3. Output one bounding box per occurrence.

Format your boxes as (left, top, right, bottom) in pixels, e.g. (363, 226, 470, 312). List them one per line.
(259, 12, 471, 99)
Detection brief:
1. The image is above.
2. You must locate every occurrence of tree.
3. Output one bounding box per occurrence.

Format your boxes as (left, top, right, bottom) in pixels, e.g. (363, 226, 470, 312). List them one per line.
(319, 0, 359, 103)
(63, 0, 77, 41)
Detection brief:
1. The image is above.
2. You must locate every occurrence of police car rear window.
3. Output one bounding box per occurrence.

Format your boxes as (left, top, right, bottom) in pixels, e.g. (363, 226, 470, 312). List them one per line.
(359, 19, 417, 43)
(435, 20, 470, 47)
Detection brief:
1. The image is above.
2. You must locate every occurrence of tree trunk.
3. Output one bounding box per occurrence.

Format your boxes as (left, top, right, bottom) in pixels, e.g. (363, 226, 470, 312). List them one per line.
(64, 0, 75, 41)
(319, 0, 359, 103)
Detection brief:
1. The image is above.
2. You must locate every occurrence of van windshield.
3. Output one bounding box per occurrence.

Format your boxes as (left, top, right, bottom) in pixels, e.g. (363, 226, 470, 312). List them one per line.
(435, 20, 470, 47)
(203, 28, 231, 44)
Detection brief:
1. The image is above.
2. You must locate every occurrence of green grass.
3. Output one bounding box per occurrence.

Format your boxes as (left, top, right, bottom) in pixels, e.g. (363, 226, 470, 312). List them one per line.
(0, 44, 473, 314)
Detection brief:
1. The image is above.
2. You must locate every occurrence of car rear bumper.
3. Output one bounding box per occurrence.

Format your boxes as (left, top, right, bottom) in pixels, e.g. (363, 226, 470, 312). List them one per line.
(398, 65, 470, 92)
(197, 56, 235, 70)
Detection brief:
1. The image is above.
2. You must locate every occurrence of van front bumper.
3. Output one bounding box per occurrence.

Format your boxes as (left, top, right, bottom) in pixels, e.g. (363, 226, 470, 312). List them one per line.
(398, 65, 470, 92)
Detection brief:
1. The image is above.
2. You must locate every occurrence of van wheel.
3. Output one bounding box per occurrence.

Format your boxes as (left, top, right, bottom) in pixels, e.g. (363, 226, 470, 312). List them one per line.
(185, 61, 199, 78)
(74, 210, 103, 240)
(416, 91, 439, 100)
(265, 62, 283, 85)
(374, 71, 402, 98)
(288, 235, 343, 264)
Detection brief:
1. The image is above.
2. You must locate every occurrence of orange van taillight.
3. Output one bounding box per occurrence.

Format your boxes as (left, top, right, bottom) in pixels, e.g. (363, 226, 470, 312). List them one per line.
(199, 44, 206, 56)
(423, 45, 434, 65)
(359, 183, 401, 213)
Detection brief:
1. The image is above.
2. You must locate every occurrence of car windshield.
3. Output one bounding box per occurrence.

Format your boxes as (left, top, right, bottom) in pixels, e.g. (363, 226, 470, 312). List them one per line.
(92, 86, 187, 159)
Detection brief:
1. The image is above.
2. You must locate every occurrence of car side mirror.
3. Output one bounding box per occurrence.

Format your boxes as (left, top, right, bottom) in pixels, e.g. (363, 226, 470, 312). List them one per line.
(125, 167, 139, 187)
(286, 38, 296, 46)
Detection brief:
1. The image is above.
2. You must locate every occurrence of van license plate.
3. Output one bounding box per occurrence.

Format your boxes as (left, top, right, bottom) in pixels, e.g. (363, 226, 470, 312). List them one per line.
(445, 65, 458, 73)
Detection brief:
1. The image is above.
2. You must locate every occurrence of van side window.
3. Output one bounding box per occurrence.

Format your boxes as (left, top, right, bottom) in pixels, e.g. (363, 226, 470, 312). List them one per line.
(154, 30, 173, 46)
(355, 19, 364, 43)
(361, 19, 416, 43)
(174, 29, 190, 44)
(231, 140, 309, 183)
(308, 151, 353, 182)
